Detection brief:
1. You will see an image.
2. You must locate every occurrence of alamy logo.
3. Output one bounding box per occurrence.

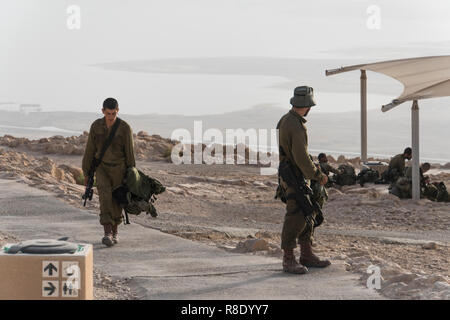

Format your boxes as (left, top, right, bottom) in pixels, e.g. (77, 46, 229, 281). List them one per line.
(170, 121, 279, 175)
(366, 5, 381, 30)
(366, 265, 381, 290)
(67, 5, 81, 30)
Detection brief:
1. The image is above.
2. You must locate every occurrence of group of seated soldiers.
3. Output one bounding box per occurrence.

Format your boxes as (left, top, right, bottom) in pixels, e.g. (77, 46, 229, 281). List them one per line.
(315, 148, 449, 202)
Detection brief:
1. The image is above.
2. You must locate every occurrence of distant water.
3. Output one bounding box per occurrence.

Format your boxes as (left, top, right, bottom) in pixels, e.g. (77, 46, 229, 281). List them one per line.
(0, 125, 81, 139)
(1, 65, 395, 116)
(1, 64, 448, 163)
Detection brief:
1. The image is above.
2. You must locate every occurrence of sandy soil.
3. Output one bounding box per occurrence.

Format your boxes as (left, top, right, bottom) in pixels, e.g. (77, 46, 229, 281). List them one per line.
(0, 145, 449, 300)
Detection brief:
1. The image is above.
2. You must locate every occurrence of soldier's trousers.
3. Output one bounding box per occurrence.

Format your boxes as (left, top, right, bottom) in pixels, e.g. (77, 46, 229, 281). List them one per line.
(95, 162, 126, 226)
(281, 198, 315, 250)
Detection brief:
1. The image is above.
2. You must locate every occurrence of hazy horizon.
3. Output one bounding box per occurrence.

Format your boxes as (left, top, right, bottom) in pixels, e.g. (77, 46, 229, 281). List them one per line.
(2, 1, 450, 115)
(1, 103, 449, 163)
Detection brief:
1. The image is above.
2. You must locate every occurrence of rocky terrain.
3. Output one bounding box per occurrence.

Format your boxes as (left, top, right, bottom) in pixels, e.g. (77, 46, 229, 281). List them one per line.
(0, 133, 449, 300)
(0, 131, 177, 162)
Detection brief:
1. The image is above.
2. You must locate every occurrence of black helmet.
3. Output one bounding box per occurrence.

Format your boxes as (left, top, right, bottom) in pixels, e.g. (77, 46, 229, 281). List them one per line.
(290, 86, 316, 108)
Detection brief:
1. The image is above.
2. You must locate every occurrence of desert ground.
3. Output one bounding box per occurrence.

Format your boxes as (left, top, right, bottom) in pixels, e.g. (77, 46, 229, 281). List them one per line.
(0, 133, 449, 300)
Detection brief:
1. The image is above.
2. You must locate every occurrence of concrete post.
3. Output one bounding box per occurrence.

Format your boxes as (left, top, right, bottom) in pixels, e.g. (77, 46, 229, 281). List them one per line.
(360, 70, 368, 162)
(411, 100, 420, 200)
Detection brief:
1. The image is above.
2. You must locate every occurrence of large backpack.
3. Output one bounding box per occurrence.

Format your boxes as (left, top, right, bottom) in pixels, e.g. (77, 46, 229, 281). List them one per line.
(357, 167, 380, 186)
(432, 182, 449, 202)
(335, 164, 357, 186)
(113, 167, 166, 222)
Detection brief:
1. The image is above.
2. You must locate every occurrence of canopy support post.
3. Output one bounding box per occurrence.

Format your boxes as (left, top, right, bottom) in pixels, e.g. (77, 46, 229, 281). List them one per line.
(360, 70, 368, 162)
(411, 100, 420, 201)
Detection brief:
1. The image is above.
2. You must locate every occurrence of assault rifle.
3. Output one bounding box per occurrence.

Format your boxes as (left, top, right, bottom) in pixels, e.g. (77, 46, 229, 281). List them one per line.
(82, 159, 98, 206)
(278, 160, 324, 227)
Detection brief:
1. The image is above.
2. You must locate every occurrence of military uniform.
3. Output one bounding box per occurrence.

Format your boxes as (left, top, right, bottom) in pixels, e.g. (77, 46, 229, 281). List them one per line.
(276, 86, 331, 274)
(391, 167, 426, 199)
(319, 162, 340, 176)
(388, 153, 407, 177)
(319, 162, 340, 187)
(277, 110, 327, 250)
(405, 167, 425, 183)
(82, 117, 135, 227)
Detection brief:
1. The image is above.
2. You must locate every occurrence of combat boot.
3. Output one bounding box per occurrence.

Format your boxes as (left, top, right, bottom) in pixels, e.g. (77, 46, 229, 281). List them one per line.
(283, 249, 308, 274)
(102, 224, 114, 247)
(299, 241, 331, 268)
(112, 224, 119, 244)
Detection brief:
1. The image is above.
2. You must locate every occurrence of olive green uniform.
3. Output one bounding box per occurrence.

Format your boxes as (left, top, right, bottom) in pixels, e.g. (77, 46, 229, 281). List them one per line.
(392, 167, 427, 199)
(389, 154, 407, 175)
(405, 167, 425, 182)
(82, 117, 135, 226)
(319, 162, 340, 176)
(277, 110, 327, 250)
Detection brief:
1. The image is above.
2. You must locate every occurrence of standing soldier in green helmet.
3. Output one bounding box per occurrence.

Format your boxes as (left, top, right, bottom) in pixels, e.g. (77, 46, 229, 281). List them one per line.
(276, 86, 331, 274)
(82, 98, 136, 247)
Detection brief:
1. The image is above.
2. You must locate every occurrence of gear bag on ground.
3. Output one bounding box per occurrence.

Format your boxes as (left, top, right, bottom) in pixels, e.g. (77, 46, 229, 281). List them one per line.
(333, 164, 357, 186)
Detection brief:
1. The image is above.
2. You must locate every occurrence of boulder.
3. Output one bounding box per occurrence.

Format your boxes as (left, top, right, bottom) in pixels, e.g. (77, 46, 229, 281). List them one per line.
(337, 155, 346, 163)
(422, 242, 438, 250)
(234, 239, 269, 252)
(137, 131, 149, 137)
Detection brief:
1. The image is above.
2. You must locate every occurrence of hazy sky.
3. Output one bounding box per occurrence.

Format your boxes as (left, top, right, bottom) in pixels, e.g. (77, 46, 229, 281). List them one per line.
(1, 0, 450, 114)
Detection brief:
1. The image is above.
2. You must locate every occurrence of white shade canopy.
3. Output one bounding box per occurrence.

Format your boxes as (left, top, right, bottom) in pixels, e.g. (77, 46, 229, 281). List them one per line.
(325, 55, 450, 200)
(326, 55, 450, 110)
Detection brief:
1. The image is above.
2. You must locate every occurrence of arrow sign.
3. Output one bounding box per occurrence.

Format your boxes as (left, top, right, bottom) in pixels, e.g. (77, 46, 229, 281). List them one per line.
(44, 282, 56, 296)
(44, 263, 58, 276)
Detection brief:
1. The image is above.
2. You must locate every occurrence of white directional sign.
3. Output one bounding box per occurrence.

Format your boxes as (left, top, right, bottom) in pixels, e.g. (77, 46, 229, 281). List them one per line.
(42, 280, 59, 297)
(42, 261, 59, 277)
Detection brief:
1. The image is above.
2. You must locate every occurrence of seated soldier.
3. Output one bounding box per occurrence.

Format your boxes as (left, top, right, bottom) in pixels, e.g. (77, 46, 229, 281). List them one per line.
(390, 162, 430, 199)
(405, 162, 431, 187)
(383, 147, 412, 185)
(318, 153, 341, 187)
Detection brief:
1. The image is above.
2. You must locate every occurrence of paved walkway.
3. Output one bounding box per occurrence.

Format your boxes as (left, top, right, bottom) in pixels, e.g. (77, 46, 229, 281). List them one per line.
(0, 179, 382, 299)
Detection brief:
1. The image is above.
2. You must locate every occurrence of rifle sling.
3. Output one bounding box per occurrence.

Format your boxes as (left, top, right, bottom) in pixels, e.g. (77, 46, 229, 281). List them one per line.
(92, 118, 121, 171)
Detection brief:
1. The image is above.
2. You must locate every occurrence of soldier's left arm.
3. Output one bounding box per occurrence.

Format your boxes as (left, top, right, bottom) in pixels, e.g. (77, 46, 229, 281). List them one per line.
(328, 164, 340, 175)
(291, 128, 325, 181)
(124, 124, 136, 168)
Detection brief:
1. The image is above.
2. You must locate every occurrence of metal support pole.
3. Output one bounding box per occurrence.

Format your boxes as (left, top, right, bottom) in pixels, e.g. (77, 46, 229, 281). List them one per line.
(411, 100, 420, 200)
(360, 70, 368, 162)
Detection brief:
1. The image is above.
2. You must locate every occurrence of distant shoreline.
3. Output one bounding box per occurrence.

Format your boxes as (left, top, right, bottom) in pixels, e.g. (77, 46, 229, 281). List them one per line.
(1, 130, 449, 165)
(1, 106, 449, 164)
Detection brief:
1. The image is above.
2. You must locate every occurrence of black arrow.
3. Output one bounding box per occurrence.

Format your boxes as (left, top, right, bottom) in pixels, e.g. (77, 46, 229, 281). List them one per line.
(44, 282, 56, 296)
(44, 263, 58, 276)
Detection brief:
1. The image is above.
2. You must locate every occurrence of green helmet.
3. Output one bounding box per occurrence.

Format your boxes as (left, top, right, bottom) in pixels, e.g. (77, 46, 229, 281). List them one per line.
(290, 86, 316, 107)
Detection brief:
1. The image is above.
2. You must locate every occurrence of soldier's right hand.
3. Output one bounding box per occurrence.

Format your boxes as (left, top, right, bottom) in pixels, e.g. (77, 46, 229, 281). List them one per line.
(320, 175, 328, 186)
(84, 176, 88, 186)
